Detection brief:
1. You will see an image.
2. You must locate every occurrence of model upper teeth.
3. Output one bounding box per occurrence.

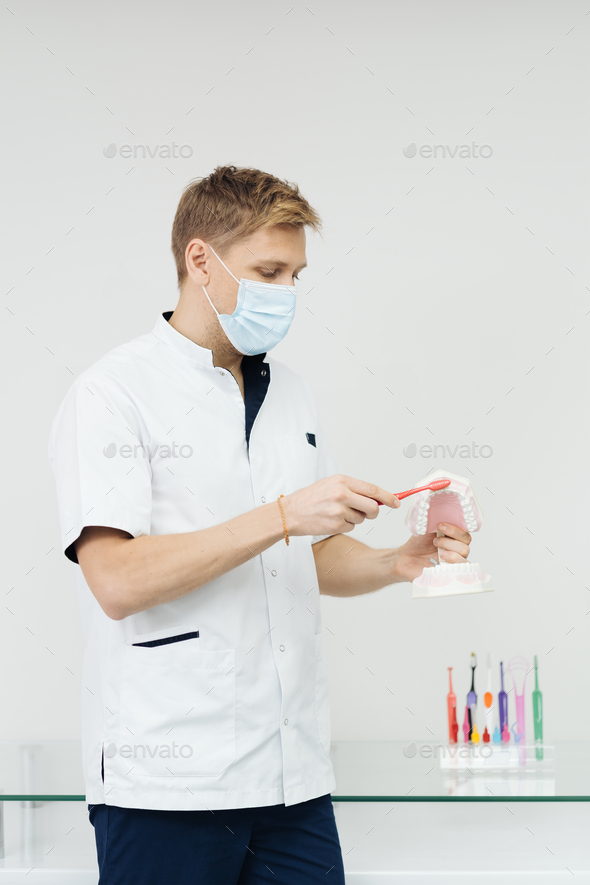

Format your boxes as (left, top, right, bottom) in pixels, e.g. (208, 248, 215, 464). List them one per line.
(414, 489, 478, 535)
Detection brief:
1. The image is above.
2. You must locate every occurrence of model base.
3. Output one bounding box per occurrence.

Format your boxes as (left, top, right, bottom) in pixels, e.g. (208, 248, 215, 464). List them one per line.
(411, 562, 494, 599)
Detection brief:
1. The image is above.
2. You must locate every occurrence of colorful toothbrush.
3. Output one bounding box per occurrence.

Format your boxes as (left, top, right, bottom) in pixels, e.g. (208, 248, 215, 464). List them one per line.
(484, 653, 494, 736)
(376, 478, 451, 505)
(467, 652, 477, 740)
(447, 667, 459, 743)
(507, 655, 530, 765)
(533, 654, 543, 760)
(507, 656, 529, 747)
(499, 661, 508, 734)
(511, 722, 525, 764)
(462, 705, 470, 743)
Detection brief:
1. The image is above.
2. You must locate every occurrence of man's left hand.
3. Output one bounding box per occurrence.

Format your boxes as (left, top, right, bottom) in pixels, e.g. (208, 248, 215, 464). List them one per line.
(393, 523, 472, 584)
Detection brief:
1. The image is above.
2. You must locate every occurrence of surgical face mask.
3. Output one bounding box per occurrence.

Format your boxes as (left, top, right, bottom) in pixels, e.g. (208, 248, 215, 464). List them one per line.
(201, 244, 297, 356)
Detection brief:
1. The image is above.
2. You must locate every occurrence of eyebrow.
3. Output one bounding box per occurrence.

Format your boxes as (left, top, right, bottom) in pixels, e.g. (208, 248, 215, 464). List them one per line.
(254, 258, 308, 270)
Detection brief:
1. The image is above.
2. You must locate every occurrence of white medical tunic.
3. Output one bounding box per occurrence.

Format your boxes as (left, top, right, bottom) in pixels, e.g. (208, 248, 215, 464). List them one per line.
(48, 312, 340, 811)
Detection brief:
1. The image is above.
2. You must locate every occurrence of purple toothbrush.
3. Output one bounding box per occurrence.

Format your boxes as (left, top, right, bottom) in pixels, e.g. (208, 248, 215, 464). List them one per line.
(499, 661, 508, 733)
(466, 652, 477, 740)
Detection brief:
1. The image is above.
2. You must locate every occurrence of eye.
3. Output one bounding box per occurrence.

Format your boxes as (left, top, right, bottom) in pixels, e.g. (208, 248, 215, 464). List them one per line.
(259, 270, 300, 281)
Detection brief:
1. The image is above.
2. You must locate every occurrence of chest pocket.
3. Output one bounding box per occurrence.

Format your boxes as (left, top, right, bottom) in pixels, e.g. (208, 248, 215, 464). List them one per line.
(277, 432, 319, 494)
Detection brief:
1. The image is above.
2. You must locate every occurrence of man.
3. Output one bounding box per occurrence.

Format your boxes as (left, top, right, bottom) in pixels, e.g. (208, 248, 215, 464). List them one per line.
(48, 165, 471, 884)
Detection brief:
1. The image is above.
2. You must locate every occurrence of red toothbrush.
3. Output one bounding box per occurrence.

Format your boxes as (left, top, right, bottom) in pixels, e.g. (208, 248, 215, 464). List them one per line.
(376, 478, 451, 506)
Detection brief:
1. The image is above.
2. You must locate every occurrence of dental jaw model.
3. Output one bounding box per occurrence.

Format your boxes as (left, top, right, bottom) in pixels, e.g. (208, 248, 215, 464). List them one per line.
(405, 469, 494, 599)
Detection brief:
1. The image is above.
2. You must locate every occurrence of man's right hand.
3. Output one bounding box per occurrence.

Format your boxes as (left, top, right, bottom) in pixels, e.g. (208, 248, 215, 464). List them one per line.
(280, 474, 400, 537)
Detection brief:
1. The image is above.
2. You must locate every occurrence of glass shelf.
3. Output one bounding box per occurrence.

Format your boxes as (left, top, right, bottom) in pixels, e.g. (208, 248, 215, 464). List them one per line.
(0, 741, 85, 801)
(0, 740, 588, 802)
(331, 740, 590, 801)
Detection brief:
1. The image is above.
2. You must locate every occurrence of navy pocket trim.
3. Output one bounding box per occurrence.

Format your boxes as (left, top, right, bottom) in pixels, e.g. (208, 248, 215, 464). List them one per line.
(132, 630, 200, 648)
(306, 432, 316, 447)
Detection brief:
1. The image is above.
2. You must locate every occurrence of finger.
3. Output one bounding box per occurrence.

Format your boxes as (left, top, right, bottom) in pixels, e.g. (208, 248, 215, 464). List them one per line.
(346, 477, 401, 510)
(342, 505, 368, 527)
(434, 537, 470, 560)
(438, 548, 468, 564)
(345, 490, 382, 519)
(437, 523, 472, 545)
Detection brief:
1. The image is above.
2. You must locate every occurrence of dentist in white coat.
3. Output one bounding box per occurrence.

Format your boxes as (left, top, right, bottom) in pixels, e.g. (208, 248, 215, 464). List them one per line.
(49, 164, 471, 885)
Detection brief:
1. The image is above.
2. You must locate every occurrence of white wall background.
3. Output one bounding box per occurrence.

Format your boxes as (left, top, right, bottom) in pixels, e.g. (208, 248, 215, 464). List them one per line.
(1, 0, 589, 751)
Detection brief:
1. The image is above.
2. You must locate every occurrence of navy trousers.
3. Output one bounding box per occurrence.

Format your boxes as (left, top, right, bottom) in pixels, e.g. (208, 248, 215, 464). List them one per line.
(88, 794, 345, 884)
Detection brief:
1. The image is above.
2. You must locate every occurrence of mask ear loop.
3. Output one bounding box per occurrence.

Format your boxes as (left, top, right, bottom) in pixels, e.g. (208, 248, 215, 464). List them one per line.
(202, 243, 240, 316)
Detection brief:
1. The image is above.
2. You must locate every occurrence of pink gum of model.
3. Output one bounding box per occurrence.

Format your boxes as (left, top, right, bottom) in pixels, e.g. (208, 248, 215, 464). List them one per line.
(405, 469, 493, 599)
(405, 469, 483, 536)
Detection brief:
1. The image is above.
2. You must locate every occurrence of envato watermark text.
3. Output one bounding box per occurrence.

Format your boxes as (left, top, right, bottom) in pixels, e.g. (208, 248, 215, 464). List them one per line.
(104, 741, 193, 759)
(103, 142, 193, 159)
(403, 442, 493, 459)
(403, 142, 493, 159)
(403, 741, 496, 760)
(103, 442, 193, 458)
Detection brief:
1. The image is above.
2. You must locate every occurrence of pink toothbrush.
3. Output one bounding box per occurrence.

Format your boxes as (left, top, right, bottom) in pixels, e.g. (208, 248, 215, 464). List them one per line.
(462, 705, 470, 743)
(377, 478, 451, 506)
(507, 655, 530, 764)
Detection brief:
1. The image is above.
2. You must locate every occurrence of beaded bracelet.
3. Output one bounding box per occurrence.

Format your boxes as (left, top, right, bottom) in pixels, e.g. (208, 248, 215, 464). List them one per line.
(277, 494, 289, 546)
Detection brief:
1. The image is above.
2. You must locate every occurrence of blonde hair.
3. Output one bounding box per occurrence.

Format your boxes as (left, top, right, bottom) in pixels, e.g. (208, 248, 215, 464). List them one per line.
(171, 165, 322, 289)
